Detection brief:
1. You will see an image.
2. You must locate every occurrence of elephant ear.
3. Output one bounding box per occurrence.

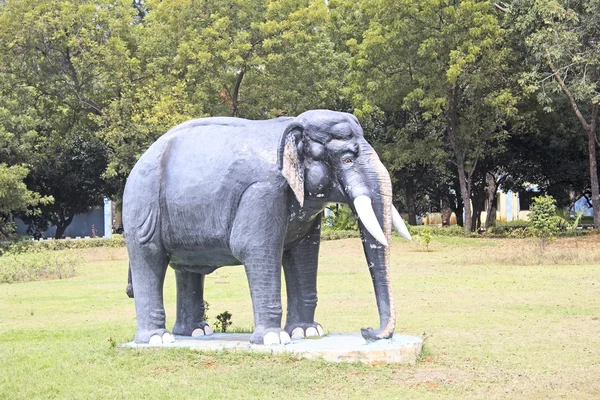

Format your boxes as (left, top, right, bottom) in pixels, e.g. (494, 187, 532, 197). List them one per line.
(278, 122, 305, 207)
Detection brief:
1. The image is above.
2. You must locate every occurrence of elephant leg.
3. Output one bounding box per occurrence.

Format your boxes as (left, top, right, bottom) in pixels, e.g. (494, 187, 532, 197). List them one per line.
(283, 215, 324, 339)
(172, 269, 213, 337)
(129, 243, 174, 344)
(230, 182, 290, 345)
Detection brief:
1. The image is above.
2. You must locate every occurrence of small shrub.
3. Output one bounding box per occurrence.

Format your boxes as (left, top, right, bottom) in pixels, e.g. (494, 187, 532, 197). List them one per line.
(415, 228, 433, 251)
(0, 248, 79, 283)
(203, 301, 210, 322)
(528, 195, 561, 251)
(213, 311, 233, 333)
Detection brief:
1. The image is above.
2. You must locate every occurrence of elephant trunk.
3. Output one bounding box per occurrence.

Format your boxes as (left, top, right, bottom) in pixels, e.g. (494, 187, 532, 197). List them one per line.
(345, 145, 395, 341)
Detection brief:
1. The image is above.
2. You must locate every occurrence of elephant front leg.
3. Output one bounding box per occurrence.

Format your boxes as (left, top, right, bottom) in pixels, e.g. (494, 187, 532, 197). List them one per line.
(283, 215, 324, 339)
(243, 250, 291, 345)
(230, 182, 291, 345)
(172, 269, 213, 337)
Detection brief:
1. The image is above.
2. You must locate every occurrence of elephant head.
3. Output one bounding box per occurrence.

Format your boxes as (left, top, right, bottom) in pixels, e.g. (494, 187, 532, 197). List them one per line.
(278, 110, 411, 341)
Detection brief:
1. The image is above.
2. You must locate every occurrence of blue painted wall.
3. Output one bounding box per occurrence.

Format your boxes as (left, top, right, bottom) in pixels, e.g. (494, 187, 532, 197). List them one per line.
(15, 208, 106, 238)
(572, 196, 594, 216)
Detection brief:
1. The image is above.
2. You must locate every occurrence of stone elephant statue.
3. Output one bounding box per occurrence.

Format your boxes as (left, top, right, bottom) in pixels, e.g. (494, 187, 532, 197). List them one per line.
(123, 110, 411, 345)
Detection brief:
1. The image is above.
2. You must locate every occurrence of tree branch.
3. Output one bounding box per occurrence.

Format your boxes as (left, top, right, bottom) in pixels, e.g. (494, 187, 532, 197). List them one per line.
(539, 62, 576, 83)
(546, 55, 590, 131)
(494, 3, 509, 13)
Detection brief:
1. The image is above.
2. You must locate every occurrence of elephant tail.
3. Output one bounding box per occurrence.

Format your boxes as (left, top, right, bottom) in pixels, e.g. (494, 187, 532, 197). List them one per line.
(126, 262, 134, 298)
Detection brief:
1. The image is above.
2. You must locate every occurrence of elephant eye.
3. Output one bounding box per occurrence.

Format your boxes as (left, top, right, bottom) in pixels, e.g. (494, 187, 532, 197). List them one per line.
(343, 157, 353, 164)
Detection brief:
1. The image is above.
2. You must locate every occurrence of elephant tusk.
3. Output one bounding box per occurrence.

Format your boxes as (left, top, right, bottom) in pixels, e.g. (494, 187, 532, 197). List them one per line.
(353, 195, 389, 247)
(392, 206, 412, 241)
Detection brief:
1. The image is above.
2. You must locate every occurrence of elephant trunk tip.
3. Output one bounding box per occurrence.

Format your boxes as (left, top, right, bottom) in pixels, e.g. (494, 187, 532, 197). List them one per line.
(360, 326, 394, 342)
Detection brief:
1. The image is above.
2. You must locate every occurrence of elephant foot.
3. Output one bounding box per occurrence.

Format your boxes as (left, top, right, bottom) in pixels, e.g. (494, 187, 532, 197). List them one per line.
(284, 322, 324, 340)
(250, 328, 291, 345)
(192, 325, 214, 337)
(172, 321, 213, 337)
(135, 328, 175, 344)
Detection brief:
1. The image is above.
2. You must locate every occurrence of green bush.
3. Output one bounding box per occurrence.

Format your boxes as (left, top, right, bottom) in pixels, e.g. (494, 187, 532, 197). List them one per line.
(321, 229, 361, 240)
(415, 228, 432, 251)
(1, 235, 126, 255)
(0, 248, 79, 283)
(324, 205, 358, 231)
(214, 311, 233, 333)
(528, 195, 561, 251)
(407, 224, 465, 237)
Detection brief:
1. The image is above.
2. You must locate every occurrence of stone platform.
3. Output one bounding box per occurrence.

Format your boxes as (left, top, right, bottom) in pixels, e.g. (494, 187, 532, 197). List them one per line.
(121, 333, 423, 364)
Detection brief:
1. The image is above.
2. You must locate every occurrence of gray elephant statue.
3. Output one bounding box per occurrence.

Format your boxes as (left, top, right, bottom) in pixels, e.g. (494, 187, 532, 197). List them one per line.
(123, 109, 411, 345)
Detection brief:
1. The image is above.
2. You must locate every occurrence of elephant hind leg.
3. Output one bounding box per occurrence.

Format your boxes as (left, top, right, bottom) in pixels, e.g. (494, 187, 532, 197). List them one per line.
(129, 243, 174, 344)
(172, 268, 213, 337)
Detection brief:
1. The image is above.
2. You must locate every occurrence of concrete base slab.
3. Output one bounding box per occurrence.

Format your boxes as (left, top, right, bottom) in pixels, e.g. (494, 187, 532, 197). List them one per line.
(121, 333, 423, 364)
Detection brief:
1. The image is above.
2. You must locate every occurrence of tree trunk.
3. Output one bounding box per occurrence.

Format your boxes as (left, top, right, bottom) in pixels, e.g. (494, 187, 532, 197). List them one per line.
(454, 193, 464, 227)
(447, 87, 471, 235)
(587, 111, 600, 228)
(54, 215, 73, 239)
(485, 172, 498, 229)
(405, 180, 417, 226)
(547, 59, 600, 228)
(231, 69, 245, 117)
(441, 206, 453, 226)
(457, 162, 472, 234)
(471, 186, 486, 232)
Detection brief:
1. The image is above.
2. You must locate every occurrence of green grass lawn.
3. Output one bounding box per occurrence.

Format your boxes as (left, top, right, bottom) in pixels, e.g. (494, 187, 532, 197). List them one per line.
(1, 235, 599, 399)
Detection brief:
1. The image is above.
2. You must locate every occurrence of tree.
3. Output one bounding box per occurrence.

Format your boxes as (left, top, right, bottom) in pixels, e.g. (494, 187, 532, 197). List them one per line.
(509, 0, 600, 226)
(0, 0, 139, 235)
(344, 0, 518, 233)
(502, 98, 592, 209)
(0, 164, 51, 239)
(20, 135, 114, 239)
(101, 0, 346, 180)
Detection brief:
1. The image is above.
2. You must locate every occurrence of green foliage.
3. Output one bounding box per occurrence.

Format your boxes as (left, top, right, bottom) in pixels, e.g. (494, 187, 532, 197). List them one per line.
(557, 209, 585, 234)
(100, 0, 345, 179)
(510, 0, 600, 227)
(486, 219, 531, 237)
(324, 205, 358, 231)
(0, 164, 52, 239)
(213, 311, 233, 333)
(20, 135, 117, 238)
(0, 0, 597, 238)
(415, 228, 432, 251)
(320, 229, 361, 241)
(408, 224, 465, 237)
(0, 0, 137, 235)
(0, 235, 126, 255)
(512, 0, 600, 108)
(0, 248, 79, 283)
(342, 0, 519, 234)
(528, 195, 561, 250)
(203, 301, 210, 323)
